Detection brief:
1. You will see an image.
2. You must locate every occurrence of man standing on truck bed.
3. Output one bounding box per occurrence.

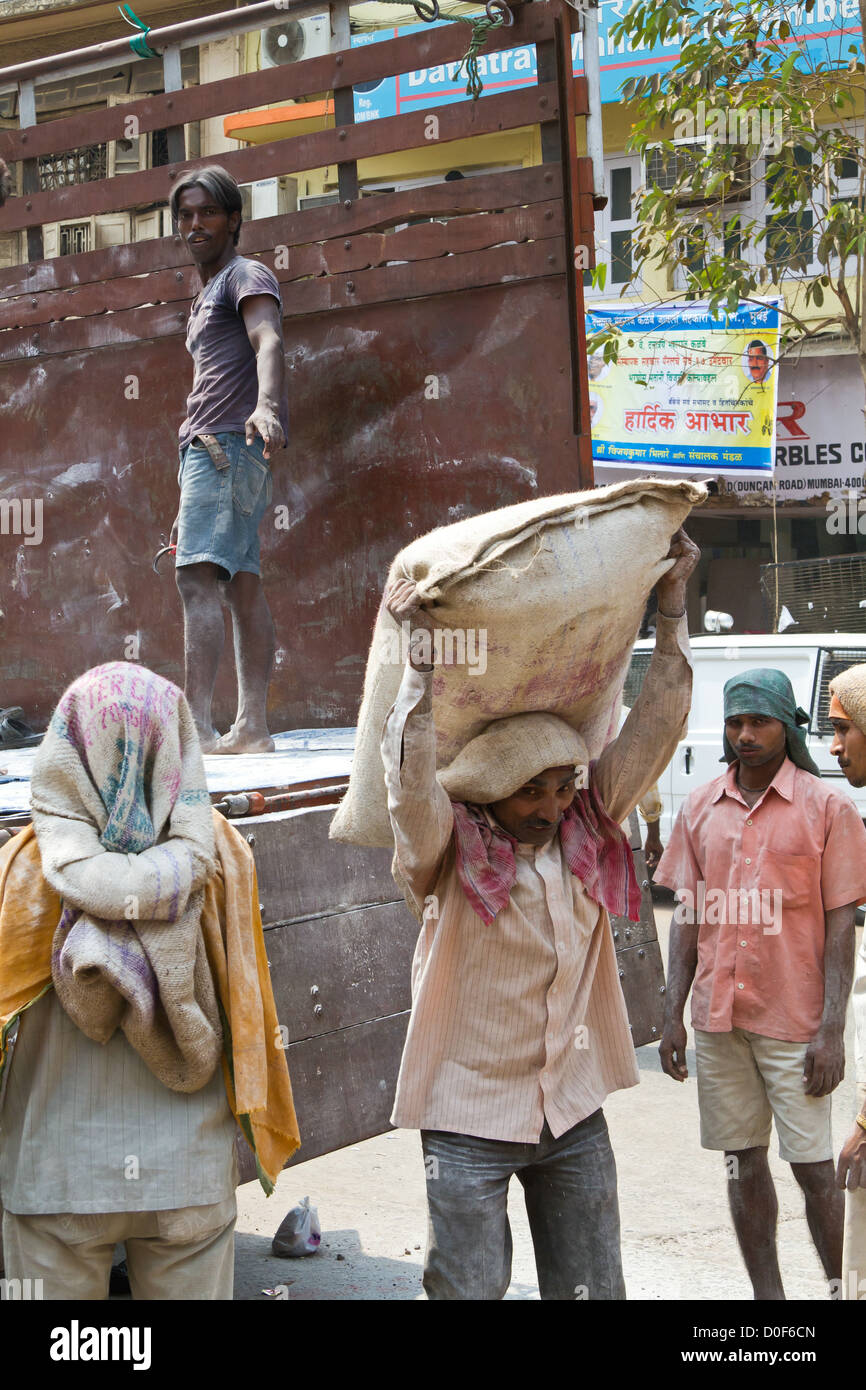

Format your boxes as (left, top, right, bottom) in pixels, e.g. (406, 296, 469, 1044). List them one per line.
(655, 669, 866, 1300)
(169, 165, 289, 754)
(380, 529, 698, 1300)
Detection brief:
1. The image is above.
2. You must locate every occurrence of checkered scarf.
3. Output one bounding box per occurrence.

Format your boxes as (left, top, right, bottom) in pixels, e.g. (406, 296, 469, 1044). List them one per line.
(451, 762, 641, 925)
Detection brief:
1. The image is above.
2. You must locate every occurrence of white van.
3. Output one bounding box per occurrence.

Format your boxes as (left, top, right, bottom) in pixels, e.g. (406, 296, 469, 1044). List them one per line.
(626, 634, 866, 839)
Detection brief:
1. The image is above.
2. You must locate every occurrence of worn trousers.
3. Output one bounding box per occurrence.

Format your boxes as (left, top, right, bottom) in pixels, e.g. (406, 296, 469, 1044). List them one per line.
(1, 1202, 236, 1300)
(421, 1108, 626, 1300)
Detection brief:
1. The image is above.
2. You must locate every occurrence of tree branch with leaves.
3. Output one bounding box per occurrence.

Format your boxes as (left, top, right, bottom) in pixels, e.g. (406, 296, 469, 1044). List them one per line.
(588, 0, 866, 390)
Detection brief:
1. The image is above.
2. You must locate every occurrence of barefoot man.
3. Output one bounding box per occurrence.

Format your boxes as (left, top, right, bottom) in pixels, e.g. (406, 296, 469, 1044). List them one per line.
(169, 166, 289, 753)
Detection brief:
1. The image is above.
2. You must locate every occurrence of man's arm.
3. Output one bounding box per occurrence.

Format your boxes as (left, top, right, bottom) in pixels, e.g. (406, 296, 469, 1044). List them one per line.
(241, 294, 287, 458)
(804, 902, 857, 1098)
(594, 528, 699, 824)
(638, 781, 664, 872)
(659, 904, 699, 1081)
(380, 578, 454, 913)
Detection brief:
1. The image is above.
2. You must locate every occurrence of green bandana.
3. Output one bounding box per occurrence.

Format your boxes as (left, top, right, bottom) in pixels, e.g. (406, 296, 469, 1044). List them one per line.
(721, 668, 820, 777)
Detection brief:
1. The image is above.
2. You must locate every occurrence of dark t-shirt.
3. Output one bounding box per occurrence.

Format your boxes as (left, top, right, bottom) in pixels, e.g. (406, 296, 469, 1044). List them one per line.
(178, 256, 289, 450)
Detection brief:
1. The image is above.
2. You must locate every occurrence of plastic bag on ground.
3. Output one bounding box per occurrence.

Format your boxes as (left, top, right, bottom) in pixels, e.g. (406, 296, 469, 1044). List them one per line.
(272, 1196, 322, 1257)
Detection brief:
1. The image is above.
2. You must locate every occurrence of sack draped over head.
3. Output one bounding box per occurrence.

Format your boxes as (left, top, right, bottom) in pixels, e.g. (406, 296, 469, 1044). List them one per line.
(438, 712, 640, 924)
(829, 663, 866, 736)
(721, 667, 820, 777)
(29, 662, 223, 1092)
(438, 711, 589, 804)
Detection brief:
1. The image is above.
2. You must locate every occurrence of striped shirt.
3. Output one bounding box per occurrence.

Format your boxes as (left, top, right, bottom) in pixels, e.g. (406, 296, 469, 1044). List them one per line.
(0, 990, 237, 1214)
(382, 612, 692, 1143)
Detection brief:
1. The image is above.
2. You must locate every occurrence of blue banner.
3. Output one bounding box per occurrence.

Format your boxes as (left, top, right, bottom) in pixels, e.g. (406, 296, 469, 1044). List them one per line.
(351, 2, 861, 118)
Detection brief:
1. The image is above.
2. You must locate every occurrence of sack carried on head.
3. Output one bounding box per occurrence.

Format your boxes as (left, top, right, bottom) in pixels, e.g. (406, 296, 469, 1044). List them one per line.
(330, 477, 706, 849)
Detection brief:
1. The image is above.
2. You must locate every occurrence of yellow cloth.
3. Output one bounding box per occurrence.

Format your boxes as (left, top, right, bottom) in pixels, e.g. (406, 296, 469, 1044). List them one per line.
(0, 810, 299, 1192)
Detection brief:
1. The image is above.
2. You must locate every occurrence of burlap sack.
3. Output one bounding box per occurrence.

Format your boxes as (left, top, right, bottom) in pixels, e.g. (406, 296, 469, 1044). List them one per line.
(330, 477, 706, 848)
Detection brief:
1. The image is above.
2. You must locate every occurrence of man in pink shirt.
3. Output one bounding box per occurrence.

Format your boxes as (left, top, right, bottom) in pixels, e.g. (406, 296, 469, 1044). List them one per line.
(655, 669, 866, 1300)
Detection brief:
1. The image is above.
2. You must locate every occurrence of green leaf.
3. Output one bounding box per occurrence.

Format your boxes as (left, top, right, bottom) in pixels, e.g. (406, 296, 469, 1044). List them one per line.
(779, 51, 797, 83)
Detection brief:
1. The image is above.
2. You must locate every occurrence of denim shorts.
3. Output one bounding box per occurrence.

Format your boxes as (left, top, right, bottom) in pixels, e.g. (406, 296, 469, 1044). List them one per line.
(176, 431, 273, 581)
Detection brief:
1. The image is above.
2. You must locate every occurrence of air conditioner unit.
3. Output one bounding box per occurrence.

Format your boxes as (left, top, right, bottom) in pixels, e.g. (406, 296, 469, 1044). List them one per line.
(250, 177, 299, 219)
(239, 178, 299, 221)
(260, 15, 330, 68)
(645, 138, 751, 207)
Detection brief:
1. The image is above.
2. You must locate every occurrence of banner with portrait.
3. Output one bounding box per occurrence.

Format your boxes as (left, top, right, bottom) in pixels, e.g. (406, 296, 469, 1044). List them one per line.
(585, 299, 782, 477)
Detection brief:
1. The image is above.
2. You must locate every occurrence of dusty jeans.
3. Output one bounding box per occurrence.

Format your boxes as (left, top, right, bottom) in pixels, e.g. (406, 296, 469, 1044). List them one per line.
(421, 1108, 625, 1301)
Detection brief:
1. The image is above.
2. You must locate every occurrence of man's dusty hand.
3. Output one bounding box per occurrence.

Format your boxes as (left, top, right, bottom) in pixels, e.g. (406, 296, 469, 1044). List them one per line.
(384, 577, 436, 670)
(384, 577, 434, 630)
(245, 405, 285, 459)
(659, 1019, 689, 1081)
(837, 1125, 866, 1190)
(656, 527, 700, 617)
(644, 824, 663, 873)
(803, 1025, 844, 1097)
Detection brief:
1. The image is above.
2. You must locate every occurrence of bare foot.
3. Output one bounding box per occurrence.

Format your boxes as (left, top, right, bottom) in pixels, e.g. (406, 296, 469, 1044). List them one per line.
(212, 725, 275, 755)
(197, 726, 223, 754)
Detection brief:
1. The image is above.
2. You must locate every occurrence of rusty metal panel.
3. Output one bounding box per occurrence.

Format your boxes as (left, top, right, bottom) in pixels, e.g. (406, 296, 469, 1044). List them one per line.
(0, 164, 563, 299)
(236, 1010, 411, 1181)
(235, 808, 398, 927)
(576, 156, 596, 269)
(0, 81, 570, 232)
(610, 814, 666, 1047)
(0, 1, 553, 165)
(282, 239, 564, 317)
(616, 941, 666, 1048)
(1, 239, 562, 354)
(0, 266, 196, 332)
(1, 202, 564, 332)
(266, 902, 414, 1043)
(546, 0, 591, 456)
(0, 276, 586, 729)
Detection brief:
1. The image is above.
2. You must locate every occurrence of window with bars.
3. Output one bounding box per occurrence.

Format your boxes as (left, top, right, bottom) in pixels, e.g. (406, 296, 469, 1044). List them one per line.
(59, 222, 92, 255)
(39, 144, 107, 190)
(765, 144, 814, 274)
(646, 141, 751, 206)
(584, 156, 640, 295)
(623, 650, 652, 707)
(814, 648, 866, 734)
(826, 148, 863, 276)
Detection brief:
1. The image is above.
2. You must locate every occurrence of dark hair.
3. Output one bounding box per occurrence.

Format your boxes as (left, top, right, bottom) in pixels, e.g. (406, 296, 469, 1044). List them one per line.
(169, 165, 243, 245)
(747, 339, 768, 356)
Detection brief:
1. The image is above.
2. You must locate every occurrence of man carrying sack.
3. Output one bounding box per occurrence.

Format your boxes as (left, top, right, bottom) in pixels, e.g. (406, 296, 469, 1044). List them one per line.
(0, 662, 299, 1300)
(828, 665, 866, 1298)
(380, 528, 699, 1301)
